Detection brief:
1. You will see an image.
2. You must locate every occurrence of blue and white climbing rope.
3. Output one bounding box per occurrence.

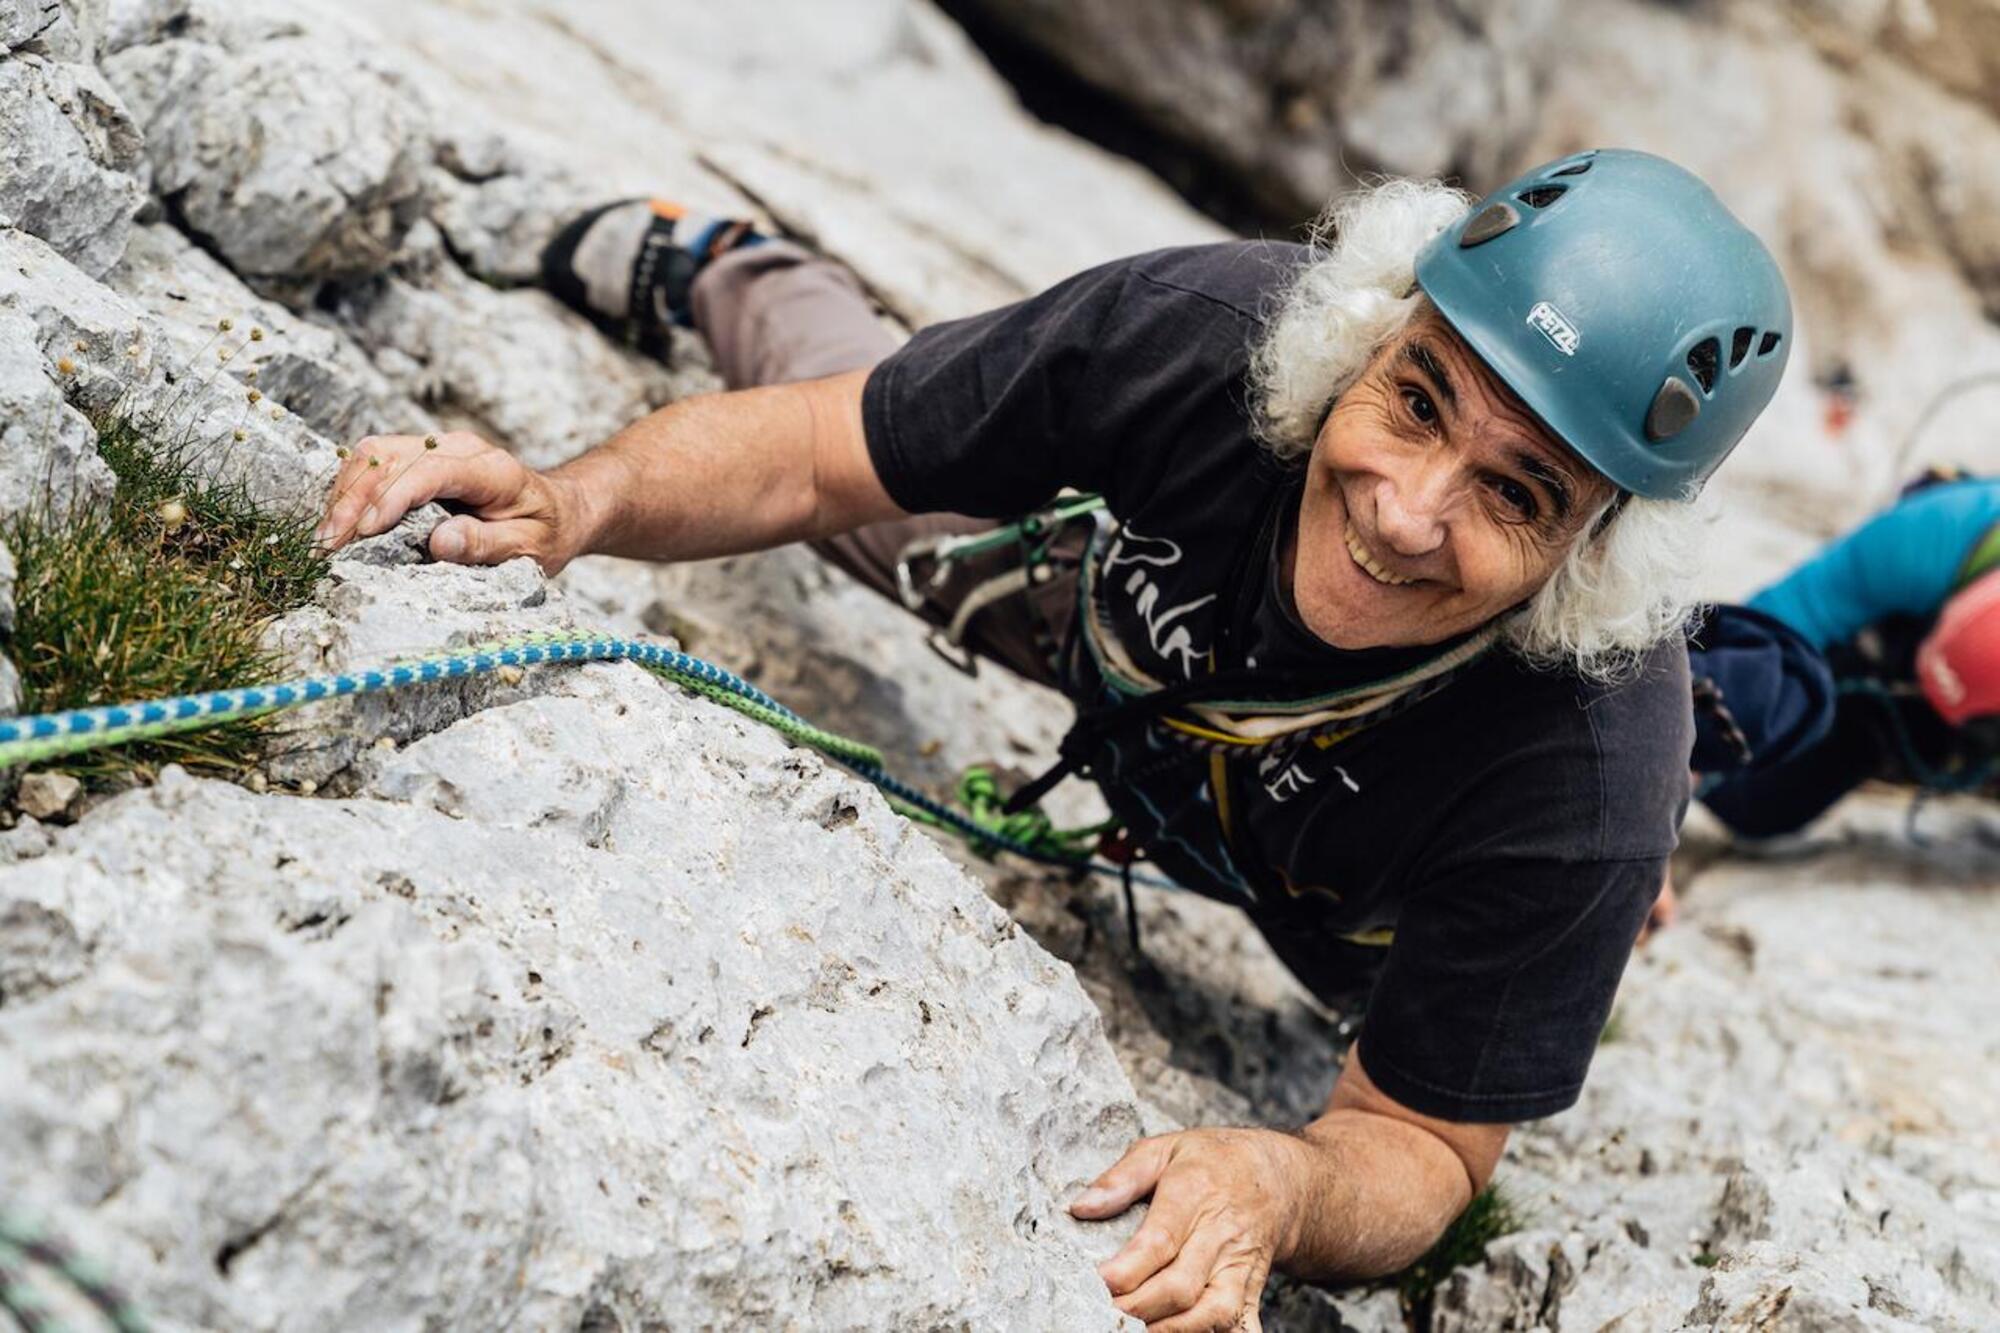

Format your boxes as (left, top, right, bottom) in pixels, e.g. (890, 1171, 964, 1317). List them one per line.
(0, 630, 1173, 886)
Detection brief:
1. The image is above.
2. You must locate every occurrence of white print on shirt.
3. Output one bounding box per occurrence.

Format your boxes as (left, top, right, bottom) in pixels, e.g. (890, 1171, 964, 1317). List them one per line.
(1258, 751, 1361, 803)
(1263, 763, 1317, 803)
(1103, 526, 1215, 679)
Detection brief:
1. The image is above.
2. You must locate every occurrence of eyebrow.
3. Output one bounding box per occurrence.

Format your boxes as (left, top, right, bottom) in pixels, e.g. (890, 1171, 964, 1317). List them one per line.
(1404, 335, 1581, 521)
(1400, 341, 1458, 415)
(1515, 452, 1576, 521)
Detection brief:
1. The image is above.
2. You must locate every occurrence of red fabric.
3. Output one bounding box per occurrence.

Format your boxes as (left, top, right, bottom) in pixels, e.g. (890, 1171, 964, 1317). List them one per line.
(1918, 567, 2000, 724)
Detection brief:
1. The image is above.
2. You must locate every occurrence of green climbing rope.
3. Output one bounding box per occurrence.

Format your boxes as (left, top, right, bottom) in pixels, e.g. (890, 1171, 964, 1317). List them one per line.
(893, 766, 1114, 865)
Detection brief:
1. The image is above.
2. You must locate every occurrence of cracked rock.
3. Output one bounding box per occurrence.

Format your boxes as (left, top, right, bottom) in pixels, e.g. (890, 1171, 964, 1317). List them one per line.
(0, 51, 143, 278)
(103, 13, 431, 300)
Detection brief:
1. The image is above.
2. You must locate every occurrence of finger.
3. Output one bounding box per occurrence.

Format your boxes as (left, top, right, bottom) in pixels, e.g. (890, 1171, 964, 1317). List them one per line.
(1234, 1250, 1272, 1332)
(347, 443, 522, 545)
(318, 436, 421, 546)
(1099, 1217, 1186, 1299)
(1148, 1290, 1236, 1333)
(1072, 1135, 1176, 1219)
(1115, 1219, 1228, 1323)
(1147, 1249, 1265, 1333)
(430, 515, 547, 568)
(366, 436, 527, 538)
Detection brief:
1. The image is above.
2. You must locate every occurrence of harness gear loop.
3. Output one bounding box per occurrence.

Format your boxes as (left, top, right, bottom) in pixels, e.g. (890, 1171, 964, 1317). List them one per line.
(893, 495, 1108, 675)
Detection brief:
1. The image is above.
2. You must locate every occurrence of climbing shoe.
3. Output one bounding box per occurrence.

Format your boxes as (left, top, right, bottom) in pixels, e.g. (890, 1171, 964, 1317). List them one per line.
(539, 198, 763, 355)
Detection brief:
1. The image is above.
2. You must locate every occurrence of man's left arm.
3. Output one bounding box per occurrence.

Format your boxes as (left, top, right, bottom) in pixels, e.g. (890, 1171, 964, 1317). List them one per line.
(1074, 845, 1658, 1330)
(1073, 1049, 1505, 1329)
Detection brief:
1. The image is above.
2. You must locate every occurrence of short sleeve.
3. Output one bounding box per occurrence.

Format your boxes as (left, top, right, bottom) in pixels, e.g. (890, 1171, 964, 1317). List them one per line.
(861, 257, 1135, 518)
(860, 245, 1275, 519)
(1354, 854, 1658, 1123)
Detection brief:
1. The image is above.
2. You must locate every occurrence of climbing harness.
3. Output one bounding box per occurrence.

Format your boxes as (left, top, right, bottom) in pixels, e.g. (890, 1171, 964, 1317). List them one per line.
(894, 494, 1105, 675)
(926, 480, 1498, 957)
(1837, 674, 2000, 843)
(1840, 676, 2000, 796)
(0, 1209, 149, 1332)
(1008, 482, 1496, 902)
(0, 630, 1172, 889)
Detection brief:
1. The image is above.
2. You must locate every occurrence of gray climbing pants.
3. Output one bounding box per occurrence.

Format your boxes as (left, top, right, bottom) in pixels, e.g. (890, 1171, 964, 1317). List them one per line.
(691, 241, 1080, 691)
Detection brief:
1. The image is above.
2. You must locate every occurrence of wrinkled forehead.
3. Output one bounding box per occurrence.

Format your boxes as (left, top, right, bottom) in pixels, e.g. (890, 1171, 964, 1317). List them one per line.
(1398, 302, 1618, 504)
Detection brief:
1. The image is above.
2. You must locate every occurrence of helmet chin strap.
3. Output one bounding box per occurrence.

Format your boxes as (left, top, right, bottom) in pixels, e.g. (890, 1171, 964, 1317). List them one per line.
(1589, 490, 1631, 539)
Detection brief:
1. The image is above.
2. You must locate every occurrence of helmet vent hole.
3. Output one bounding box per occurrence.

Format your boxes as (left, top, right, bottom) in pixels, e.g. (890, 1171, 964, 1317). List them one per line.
(1551, 160, 1593, 178)
(1517, 185, 1567, 209)
(1730, 327, 1755, 369)
(1686, 338, 1721, 394)
(1758, 331, 1783, 357)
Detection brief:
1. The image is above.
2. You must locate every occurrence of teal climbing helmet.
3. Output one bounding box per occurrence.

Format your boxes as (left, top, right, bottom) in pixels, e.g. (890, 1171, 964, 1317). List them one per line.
(1414, 148, 1792, 501)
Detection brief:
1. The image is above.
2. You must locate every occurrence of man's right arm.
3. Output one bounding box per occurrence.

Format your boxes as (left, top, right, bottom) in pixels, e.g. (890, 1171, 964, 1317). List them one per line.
(315, 369, 900, 573)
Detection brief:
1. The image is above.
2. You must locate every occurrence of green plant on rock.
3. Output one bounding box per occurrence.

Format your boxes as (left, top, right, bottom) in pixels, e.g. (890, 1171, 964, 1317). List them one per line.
(2, 410, 328, 786)
(1393, 1182, 1528, 1321)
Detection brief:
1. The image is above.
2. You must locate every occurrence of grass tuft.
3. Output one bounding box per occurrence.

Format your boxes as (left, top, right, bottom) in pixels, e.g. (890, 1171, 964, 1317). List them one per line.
(1394, 1182, 1528, 1319)
(3, 414, 328, 785)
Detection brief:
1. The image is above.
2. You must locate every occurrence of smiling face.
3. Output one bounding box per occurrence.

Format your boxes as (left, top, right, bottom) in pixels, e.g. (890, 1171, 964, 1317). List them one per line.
(1291, 302, 1617, 650)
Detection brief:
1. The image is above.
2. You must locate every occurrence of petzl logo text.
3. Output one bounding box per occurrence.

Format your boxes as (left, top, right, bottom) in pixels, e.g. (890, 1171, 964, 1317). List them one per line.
(1526, 301, 1580, 356)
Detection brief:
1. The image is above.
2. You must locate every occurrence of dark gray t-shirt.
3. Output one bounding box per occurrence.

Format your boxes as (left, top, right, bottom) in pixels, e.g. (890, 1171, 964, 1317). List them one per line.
(862, 242, 1691, 1122)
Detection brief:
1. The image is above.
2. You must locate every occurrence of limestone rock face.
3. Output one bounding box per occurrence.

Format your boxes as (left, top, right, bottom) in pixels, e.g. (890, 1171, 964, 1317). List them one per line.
(102, 7, 432, 298)
(1, 0, 106, 60)
(0, 669, 1144, 1329)
(1431, 800, 2000, 1331)
(105, 222, 430, 447)
(0, 225, 335, 517)
(945, 0, 1560, 223)
(0, 52, 142, 277)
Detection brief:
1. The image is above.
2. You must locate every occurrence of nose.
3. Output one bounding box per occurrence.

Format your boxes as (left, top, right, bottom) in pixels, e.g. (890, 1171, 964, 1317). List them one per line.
(1372, 459, 1450, 558)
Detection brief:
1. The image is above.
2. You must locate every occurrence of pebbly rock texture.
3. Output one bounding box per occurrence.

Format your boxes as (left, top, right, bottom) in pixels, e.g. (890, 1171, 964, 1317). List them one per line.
(0, 670, 1145, 1329)
(0, 223, 332, 515)
(1431, 796, 2000, 1331)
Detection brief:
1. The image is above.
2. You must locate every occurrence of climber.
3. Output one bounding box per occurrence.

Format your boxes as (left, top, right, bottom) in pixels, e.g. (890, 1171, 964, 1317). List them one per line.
(1691, 472, 2000, 838)
(316, 151, 1792, 1330)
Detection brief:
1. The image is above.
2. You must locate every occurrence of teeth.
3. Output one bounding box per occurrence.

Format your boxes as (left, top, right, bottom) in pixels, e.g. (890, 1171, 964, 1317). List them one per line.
(1344, 520, 1414, 586)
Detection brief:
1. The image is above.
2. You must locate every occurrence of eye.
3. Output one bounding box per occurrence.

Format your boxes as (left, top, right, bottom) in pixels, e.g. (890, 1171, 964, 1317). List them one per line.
(1489, 476, 1540, 523)
(1400, 385, 1439, 427)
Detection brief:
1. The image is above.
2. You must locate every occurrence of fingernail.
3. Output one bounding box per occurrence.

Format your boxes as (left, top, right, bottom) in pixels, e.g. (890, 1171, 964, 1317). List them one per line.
(431, 523, 465, 560)
(1072, 1187, 1111, 1211)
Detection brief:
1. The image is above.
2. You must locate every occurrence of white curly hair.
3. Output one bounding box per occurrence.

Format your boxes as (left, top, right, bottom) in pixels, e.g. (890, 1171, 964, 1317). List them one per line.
(1247, 177, 1710, 683)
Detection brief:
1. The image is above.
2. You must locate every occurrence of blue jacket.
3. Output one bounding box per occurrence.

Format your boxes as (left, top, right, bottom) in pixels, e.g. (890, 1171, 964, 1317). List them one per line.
(1749, 478, 2000, 649)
